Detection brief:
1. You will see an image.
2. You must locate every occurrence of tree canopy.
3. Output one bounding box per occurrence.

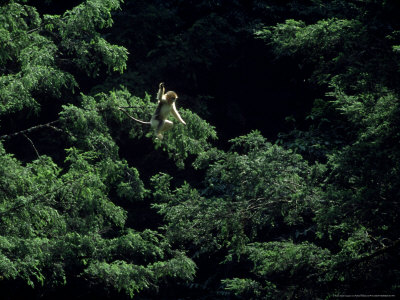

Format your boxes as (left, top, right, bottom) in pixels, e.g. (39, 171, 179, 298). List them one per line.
(0, 0, 399, 299)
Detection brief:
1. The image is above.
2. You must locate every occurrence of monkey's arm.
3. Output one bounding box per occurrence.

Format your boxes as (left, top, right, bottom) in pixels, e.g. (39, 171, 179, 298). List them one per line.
(157, 82, 165, 103)
(171, 102, 186, 125)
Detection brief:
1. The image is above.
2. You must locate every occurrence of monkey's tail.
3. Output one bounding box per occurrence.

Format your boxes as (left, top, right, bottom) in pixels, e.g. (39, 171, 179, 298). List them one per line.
(118, 107, 150, 125)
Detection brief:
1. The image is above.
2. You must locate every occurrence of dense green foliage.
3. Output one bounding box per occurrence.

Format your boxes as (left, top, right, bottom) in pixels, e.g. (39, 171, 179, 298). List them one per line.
(1, 0, 399, 299)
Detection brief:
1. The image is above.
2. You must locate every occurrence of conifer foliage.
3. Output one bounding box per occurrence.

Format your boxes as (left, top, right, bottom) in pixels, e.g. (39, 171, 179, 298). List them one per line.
(1, 0, 399, 299)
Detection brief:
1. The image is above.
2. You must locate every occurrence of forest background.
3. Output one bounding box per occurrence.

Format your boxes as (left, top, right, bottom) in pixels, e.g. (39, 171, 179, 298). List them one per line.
(0, 0, 399, 299)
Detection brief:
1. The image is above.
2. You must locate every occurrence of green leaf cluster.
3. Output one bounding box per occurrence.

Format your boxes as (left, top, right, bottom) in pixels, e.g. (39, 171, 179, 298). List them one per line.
(2, 0, 400, 298)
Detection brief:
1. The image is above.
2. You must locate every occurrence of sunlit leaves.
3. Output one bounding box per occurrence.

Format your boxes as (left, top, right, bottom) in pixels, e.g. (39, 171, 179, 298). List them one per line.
(58, 0, 127, 77)
(223, 241, 331, 298)
(94, 37, 128, 74)
(149, 251, 196, 282)
(88, 88, 217, 168)
(62, 0, 122, 33)
(257, 18, 365, 86)
(0, 0, 202, 297)
(0, 0, 127, 115)
(154, 131, 321, 253)
(84, 250, 196, 298)
(0, 139, 197, 294)
(155, 108, 217, 168)
(83, 261, 152, 297)
(244, 241, 331, 277)
(255, 2, 400, 296)
(221, 278, 266, 299)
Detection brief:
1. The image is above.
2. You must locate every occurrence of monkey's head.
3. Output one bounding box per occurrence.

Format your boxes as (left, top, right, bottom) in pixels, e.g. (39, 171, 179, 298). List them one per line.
(165, 91, 178, 104)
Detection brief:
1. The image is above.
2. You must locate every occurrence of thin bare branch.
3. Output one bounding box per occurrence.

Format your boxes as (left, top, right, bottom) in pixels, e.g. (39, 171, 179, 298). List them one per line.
(0, 120, 60, 140)
(23, 134, 40, 158)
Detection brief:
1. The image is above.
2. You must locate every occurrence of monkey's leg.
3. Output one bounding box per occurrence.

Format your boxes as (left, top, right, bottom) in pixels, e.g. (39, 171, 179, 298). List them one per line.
(150, 118, 160, 130)
(155, 120, 173, 139)
(150, 119, 163, 139)
(159, 120, 173, 134)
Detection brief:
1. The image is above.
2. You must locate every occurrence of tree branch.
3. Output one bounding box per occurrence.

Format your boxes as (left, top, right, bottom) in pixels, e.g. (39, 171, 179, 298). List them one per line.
(289, 238, 400, 299)
(344, 238, 400, 268)
(23, 133, 40, 158)
(0, 120, 60, 140)
(304, 238, 400, 283)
